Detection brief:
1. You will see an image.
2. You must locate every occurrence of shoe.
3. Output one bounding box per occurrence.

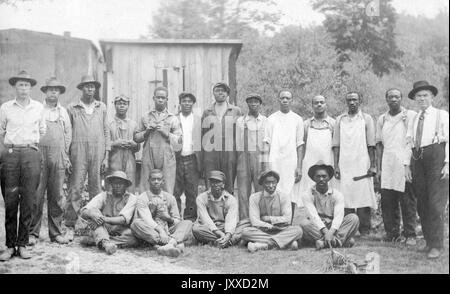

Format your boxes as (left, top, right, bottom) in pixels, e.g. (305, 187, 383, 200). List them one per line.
(0, 248, 16, 262)
(65, 228, 75, 242)
(101, 240, 118, 255)
(176, 243, 185, 253)
(427, 248, 441, 260)
(53, 235, 69, 244)
(418, 244, 431, 253)
(157, 244, 182, 258)
(17, 246, 32, 259)
(315, 240, 325, 250)
(28, 235, 39, 246)
(344, 238, 356, 248)
(405, 237, 417, 246)
(247, 242, 269, 253)
(289, 241, 299, 251)
(80, 236, 96, 247)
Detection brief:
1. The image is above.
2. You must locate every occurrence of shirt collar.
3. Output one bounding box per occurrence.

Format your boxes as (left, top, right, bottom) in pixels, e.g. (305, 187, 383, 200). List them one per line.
(207, 190, 228, 201)
(44, 101, 62, 110)
(13, 97, 34, 108)
(262, 190, 277, 198)
(423, 105, 434, 115)
(107, 190, 129, 200)
(244, 113, 262, 122)
(343, 109, 363, 119)
(312, 185, 333, 197)
(310, 115, 332, 124)
(76, 99, 101, 108)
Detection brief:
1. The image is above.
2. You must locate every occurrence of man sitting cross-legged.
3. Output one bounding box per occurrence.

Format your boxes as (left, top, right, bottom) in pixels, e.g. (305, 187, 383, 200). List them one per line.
(131, 169, 193, 257)
(241, 170, 303, 253)
(79, 171, 139, 255)
(300, 161, 360, 250)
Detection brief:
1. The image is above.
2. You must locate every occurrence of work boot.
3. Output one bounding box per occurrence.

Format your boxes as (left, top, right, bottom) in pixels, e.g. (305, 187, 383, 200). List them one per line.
(101, 240, 117, 255)
(289, 241, 299, 251)
(157, 244, 182, 258)
(17, 246, 32, 259)
(53, 235, 69, 244)
(405, 237, 417, 246)
(0, 248, 16, 262)
(65, 228, 75, 242)
(344, 238, 356, 248)
(247, 242, 269, 253)
(80, 236, 96, 247)
(427, 248, 441, 260)
(315, 240, 325, 250)
(28, 235, 39, 246)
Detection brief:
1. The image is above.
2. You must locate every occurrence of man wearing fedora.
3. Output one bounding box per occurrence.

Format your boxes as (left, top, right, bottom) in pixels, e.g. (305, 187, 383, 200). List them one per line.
(405, 81, 449, 259)
(29, 77, 72, 246)
(64, 75, 110, 241)
(376, 88, 418, 245)
(0, 70, 46, 261)
(241, 170, 303, 253)
(80, 171, 139, 255)
(235, 93, 267, 221)
(300, 161, 359, 250)
(201, 82, 242, 194)
(109, 94, 139, 193)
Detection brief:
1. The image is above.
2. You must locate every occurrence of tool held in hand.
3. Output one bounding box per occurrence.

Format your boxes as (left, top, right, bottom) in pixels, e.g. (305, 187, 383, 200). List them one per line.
(353, 172, 376, 181)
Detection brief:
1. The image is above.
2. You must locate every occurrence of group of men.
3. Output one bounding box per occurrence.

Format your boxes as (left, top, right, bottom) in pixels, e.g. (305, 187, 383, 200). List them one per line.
(0, 70, 448, 262)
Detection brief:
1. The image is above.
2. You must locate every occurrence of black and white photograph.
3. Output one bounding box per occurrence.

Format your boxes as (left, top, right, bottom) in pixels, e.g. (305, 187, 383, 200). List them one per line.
(0, 0, 448, 276)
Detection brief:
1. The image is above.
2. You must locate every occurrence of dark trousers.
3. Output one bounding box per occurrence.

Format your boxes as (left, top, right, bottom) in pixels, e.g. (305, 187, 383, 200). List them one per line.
(30, 146, 65, 240)
(381, 183, 417, 239)
(412, 143, 449, 249)
(345, 207, 371, 234)
(1, 147, 41, 248)
(174, 154, 200, 221)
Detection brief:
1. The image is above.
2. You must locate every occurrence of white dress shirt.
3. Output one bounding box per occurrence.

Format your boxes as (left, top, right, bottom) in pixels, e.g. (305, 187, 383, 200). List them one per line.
(179, 112, 194, 156)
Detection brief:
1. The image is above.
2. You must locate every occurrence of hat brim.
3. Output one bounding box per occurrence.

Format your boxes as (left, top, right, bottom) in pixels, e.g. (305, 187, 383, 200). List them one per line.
(258, 171, 280, 186)
(245, 96, 262, 104)
(9, 77, 37, 87)
(77, 81, 101, 90)
(106, 176, 132, 187)
(41, 85, 66, 94)
(208, 176, 224, 182)
(213, 84, 230, 93)
(179, 93, 196, 103)
(408, 85, 438, 99)
(308, 164, 334, 181)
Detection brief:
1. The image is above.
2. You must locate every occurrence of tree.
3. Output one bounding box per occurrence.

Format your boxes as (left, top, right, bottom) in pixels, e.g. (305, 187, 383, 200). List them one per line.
(313, 0, 403, 76)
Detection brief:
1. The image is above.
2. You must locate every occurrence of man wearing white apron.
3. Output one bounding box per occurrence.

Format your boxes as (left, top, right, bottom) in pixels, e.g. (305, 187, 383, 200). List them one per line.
(333, 92, 377, 236)
(264, 90, 304, 212)
(376, 88, 417, 245)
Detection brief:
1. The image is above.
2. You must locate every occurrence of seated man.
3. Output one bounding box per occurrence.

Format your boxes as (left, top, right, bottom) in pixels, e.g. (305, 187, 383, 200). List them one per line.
(80, 171, 139, 255)
(241, 170, 303, 253)
(192, 171, 244, 248)
(300, 161, 359, 250)
(131, 169, 193, 257)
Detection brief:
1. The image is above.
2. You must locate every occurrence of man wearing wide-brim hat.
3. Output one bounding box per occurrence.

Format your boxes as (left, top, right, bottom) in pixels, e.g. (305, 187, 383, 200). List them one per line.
(404, 80, 449, 259)
(299, 161, 359, 250)
(64, 75, 111, 242)
(29, 76, 72, 246)
(0, 70, 46, 261)
(241, 169, 303, 253)
(80, 171, 139, 255)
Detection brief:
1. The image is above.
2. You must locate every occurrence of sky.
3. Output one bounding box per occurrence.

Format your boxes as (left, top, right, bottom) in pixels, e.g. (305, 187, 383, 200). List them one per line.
(0, 0, 448, 44)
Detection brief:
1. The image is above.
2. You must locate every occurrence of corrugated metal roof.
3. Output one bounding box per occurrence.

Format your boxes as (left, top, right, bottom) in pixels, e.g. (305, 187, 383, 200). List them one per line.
(99, 38, 243, 46)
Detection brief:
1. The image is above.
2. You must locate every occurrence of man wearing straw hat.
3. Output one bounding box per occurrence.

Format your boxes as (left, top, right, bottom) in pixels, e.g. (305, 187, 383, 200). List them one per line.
(29, 77, 72, 246)
(0, 70, 46, 261)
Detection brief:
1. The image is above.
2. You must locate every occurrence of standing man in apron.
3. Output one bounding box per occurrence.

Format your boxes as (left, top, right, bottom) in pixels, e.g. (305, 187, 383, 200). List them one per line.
(376, 88, 418, 245)
(134, 86, 182, 194)
(405, 81, 449, 260)
(235, 93, 267, 220)
(109, 94, 139, 193)
(29, 77, 72, 246)
(65, 75, 110, 242)
(333, 92, 377, 237)
(292, 95, 335, 210)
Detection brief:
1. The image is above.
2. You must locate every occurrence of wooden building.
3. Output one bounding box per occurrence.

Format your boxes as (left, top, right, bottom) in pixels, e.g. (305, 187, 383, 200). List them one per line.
(0, 29, 104, 106)
(99, 39, 243, 123)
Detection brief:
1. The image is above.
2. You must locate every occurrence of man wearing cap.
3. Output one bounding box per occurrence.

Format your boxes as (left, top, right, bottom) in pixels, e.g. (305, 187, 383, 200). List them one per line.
(201, 82, 242, 193)
(64, 75, 111, 241)
(405, 81, 449, 259)
(241, 170, 303, 253)
(375, 88, 418, 245)
(235, 93, 267, 220)
(300, 161, 359, 250)
(80, 171, 138, 255)
(131, 169, 192, 257)
(109, 94, 139, 193)
(332, 91, 377, 237)
(135, 86, 182, 194)
(192, 170, 243, 248)
(174, 92, 202, 221)
(29, 77, 72, 246)
(0, 70, 46, 261)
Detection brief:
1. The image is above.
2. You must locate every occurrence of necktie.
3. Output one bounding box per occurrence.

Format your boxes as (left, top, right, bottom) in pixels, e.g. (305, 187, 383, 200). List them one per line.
(415, 110, 425, 150)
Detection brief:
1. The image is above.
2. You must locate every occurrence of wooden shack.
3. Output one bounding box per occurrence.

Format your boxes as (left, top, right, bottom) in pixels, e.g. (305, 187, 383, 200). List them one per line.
(0, 29, 104, 106)
(99, 39, 243, 123)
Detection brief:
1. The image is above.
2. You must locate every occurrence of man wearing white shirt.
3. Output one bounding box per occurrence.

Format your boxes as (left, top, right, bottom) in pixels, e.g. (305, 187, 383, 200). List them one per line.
(405, 81, 449, 260)
(174, 92, 201, 221)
